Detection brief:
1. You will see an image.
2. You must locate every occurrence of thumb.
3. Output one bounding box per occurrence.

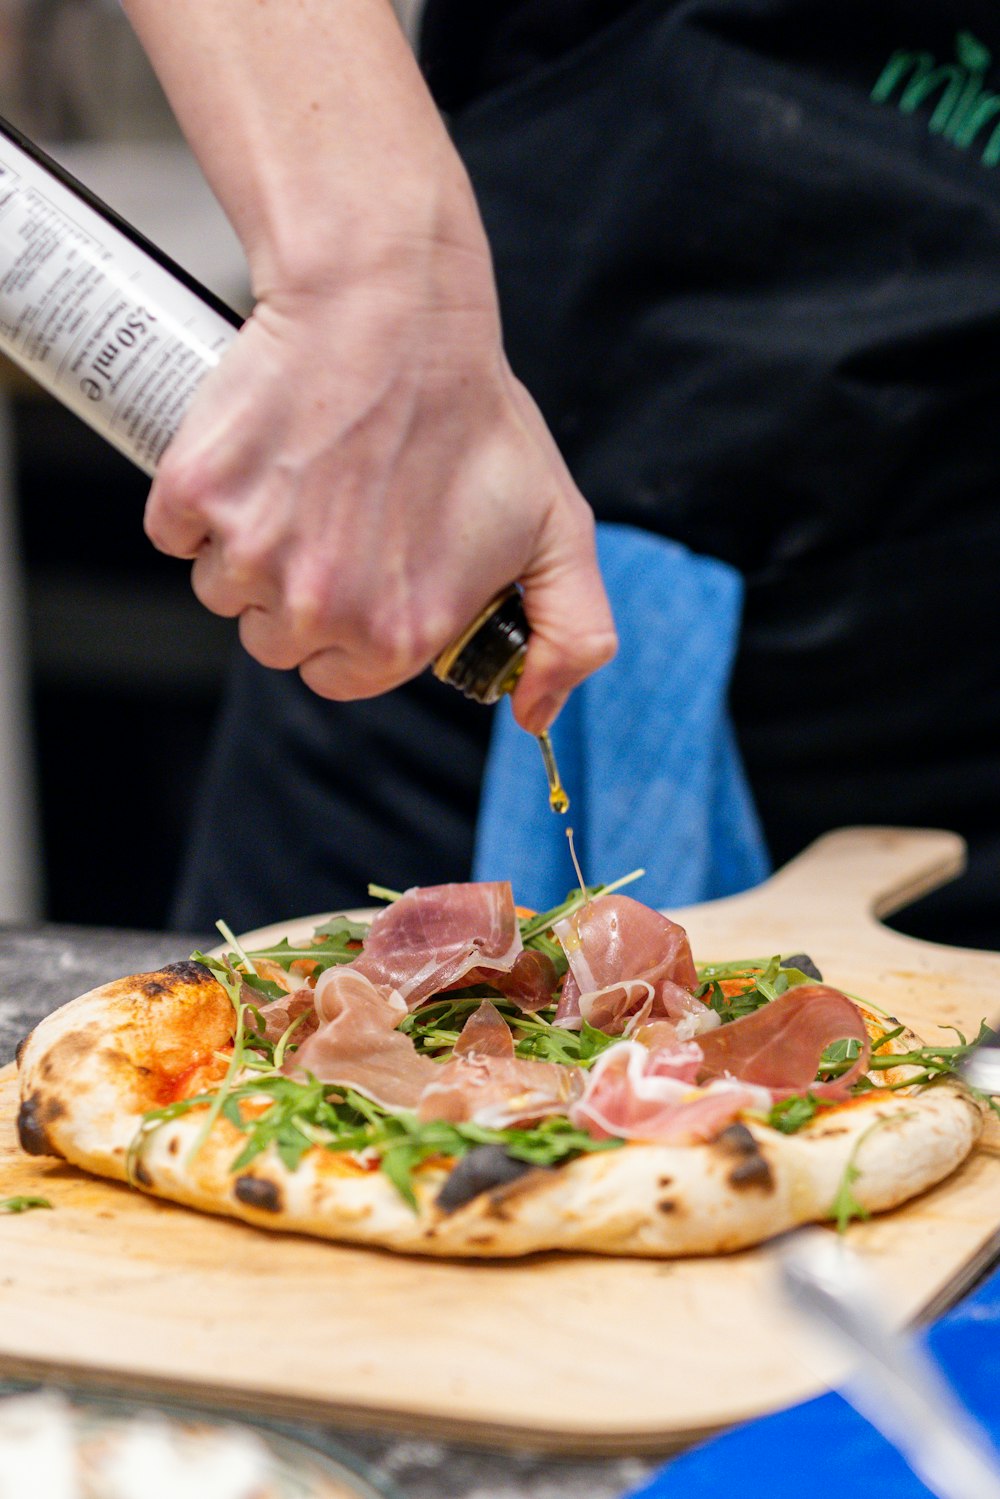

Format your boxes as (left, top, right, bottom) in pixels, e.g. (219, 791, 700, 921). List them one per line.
(510, 512, 617, 735)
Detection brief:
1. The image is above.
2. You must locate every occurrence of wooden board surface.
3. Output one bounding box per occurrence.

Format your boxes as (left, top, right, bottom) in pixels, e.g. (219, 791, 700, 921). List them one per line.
(2, 827, 1000, 1454)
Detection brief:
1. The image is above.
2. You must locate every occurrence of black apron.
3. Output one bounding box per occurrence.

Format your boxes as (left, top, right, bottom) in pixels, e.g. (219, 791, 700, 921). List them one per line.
(174, 0, 1000, 947)
(434, 0, 1000, 947)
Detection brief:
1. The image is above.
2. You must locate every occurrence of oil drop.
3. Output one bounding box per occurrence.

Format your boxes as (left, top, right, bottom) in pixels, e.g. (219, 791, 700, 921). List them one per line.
(537, 729, 570, 814)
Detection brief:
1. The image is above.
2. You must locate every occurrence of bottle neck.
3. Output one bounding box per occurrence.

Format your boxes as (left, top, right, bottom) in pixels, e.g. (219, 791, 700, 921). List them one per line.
(432, 585, 529, 704)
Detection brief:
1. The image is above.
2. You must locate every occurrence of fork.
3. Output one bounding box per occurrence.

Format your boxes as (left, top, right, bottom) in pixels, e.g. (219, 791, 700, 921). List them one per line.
(778, 1231, 1000, 1499)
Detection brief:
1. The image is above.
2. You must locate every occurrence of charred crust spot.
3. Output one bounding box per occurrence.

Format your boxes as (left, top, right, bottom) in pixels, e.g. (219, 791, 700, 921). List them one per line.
(657, 1199, 677, 1213)
(729, 1154, 774, 1191)
(133, 1158, 153, 1188)
(161, 960, 215, 986)
(435, 1146, 536, 1215)
(714, 1121, 774, 1191)
(167, 1138, 180, 1156)
(715, 1123, 758, 1156)
(14, 1032, 32, 1069)
(233, 1175, 283, 1213)
(136, 961, 214, 1000)
(657, 1175, 674, 1189)
(483, 1166, 553, 1221)
(16, 1095, 58, 1156)
(46, 1025, 103, 1071)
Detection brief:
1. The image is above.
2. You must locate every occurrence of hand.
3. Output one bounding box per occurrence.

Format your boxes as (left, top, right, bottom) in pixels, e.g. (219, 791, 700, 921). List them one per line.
(143, 235, 617, 733)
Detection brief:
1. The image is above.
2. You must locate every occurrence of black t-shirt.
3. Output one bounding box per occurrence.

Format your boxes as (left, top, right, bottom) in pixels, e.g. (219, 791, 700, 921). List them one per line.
(176, 1, 1000, 949)
(419, 0, 1000, 947)
(419, 0, 634, 109)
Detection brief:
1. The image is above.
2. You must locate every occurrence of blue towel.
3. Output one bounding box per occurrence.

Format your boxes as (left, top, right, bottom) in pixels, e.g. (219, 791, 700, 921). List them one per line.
(626, 1260, 1000, 1497)
(472, 523, 770, 910)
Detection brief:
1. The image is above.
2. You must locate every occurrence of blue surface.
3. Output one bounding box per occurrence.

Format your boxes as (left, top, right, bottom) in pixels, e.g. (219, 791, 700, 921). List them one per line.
(472, 524, 770, 911)
(626, 1260, 1000, 1497)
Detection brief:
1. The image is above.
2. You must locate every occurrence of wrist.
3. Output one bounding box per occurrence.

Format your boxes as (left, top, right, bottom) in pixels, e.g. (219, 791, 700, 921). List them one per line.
(246, 137, 489, 310)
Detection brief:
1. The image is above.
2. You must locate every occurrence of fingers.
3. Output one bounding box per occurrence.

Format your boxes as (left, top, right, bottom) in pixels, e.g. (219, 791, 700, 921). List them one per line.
(509, 504, 618, 735)
(489, 380, 617, 733)
(140, 304, 617, 713)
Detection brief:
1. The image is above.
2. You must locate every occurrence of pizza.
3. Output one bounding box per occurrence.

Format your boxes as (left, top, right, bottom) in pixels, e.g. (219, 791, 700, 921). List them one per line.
(14, 879, 987, 1257)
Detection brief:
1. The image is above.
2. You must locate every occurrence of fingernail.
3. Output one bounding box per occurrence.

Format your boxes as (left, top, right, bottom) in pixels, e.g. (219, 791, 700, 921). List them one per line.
(525, 694, 566, 735)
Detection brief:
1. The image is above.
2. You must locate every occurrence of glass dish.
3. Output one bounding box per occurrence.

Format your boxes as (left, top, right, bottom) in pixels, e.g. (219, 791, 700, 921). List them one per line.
(0, 1386, 403, 1499)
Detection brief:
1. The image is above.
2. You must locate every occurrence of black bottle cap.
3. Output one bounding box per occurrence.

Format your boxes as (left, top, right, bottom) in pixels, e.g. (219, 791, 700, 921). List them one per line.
(432, 586, 530, 704)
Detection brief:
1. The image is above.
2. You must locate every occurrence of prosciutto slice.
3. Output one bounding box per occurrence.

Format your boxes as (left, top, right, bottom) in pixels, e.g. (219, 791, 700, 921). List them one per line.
(253, 984, 318, 1047)
(418, 1000, 584, 1129)
(570, 1040, 770, 1143)
(288, 978, 580, 1128)
(288, 968, 438, 1109)
(480, 948, 559, 1012)
(353, 882, 524, 1010)
(553, 895, 714, 1036)
(696, 984, 871, 1100)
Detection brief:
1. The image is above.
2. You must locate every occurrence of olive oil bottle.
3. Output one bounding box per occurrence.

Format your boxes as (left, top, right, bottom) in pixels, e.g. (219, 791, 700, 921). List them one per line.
(0, 113, 240, 474)
(0, 113, 570, 810)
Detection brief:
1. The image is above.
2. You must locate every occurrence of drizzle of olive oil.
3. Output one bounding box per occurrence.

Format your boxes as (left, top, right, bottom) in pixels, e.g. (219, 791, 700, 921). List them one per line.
(536, 730, 570, 814)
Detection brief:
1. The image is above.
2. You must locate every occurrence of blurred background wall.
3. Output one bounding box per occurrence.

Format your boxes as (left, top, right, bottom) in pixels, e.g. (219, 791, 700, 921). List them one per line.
(3, 0, 425, 931)
(0, 0, 248, 930)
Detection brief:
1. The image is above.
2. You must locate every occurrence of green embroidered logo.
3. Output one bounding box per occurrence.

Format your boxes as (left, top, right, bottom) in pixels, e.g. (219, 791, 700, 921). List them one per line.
(872, 30, 1000, 165)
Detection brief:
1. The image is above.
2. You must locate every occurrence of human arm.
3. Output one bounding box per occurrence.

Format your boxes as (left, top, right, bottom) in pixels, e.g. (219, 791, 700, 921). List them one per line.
(119, 0, 616, 731)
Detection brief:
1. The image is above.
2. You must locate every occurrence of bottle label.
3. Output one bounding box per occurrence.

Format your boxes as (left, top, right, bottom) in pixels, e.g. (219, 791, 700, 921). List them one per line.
(0, 134, 238, 473)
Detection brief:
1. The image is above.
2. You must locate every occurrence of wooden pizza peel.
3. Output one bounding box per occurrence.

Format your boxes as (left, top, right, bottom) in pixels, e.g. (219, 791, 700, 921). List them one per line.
(1, 826, 999, 1455)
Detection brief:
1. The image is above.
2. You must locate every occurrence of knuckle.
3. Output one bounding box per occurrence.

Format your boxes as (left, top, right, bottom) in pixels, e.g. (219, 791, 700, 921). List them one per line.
(298, 654, 352, 700)
(223, 536, 274, 586)
(143, 449, 213, 554)
(153, 443, 213, 516)
(238, 612, 300, 671)
(284, 575, 336, 640)
(365, 604, 436, 677)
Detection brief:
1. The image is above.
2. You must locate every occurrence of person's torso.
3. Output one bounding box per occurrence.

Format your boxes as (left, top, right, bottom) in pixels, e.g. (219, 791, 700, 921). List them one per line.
(422, 0, 1000, 944)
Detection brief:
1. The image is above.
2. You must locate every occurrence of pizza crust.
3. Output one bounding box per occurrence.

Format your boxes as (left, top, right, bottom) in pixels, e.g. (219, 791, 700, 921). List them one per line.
(15, 964, 985, 1258)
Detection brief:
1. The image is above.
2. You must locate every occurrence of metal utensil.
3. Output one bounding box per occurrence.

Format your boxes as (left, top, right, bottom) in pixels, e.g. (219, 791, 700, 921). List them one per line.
(778, 1231, 1000, 1499)
(958, 1023, 1000, 1095)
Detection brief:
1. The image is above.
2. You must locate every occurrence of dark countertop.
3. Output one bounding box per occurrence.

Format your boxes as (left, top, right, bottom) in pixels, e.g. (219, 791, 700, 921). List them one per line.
(0, 923, 659, 1499)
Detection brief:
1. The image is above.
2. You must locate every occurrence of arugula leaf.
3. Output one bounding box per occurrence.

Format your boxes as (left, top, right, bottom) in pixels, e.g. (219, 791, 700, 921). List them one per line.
(766, 1093, 823, 1134)
(239, 935, 358, 974)
(367, 883, 403, 905)
(818, 1037, 862, 1076)
(830, 1156, 869, 1234)
(499, 1115, 622, 1167)
(857, 1024, 1000, 1117)
(312, 914, 370, 943)
(139, 1065, 624, 1213)
(0, 1195, 52, 1214)
(511, 1015, 619, 1067)
(698, 954, 814, 1023)
(240, 973, 288, 1000)
(829, 1111, 914, 1232)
